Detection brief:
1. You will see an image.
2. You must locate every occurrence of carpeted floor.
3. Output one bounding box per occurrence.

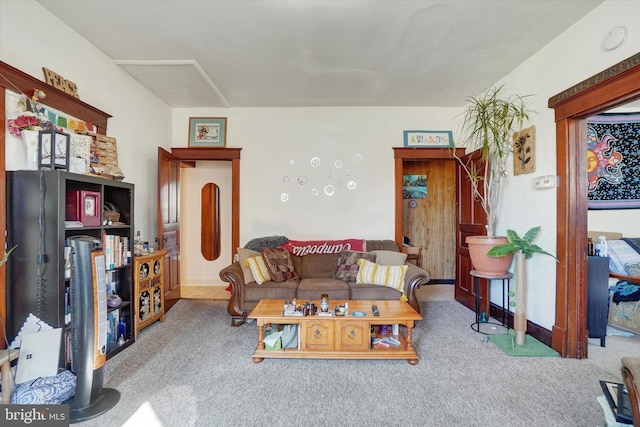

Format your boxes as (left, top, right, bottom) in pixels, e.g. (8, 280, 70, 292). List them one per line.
(73, 291, 635, 427)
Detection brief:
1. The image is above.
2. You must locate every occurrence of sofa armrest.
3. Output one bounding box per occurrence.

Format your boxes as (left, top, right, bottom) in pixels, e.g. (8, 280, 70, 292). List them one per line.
(404, 263, 430, 314)
(219, 262, 250, 325)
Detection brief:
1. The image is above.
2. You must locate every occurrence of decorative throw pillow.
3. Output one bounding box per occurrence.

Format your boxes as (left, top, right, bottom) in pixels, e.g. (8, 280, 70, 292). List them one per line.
(370, 250, 407, 266)
(261, 247, 299, 283)
(245, 255, 271, 285)
(356, 258, 408, 294)
(626, 262, 640, 277)
(334, 250, 376, 282)
(237, 247, 261, 283)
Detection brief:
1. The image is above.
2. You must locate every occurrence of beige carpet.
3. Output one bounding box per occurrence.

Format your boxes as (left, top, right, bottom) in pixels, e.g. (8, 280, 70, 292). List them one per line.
(416, 284, 454, 302)
(77, 297, 613, 427)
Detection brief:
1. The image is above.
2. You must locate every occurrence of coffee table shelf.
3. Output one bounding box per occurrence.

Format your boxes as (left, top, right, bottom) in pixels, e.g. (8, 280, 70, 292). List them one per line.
(248, 299, 422, 365)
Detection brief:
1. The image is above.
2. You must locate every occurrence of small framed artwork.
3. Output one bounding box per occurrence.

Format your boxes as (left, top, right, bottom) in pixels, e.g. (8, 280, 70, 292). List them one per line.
(403, 130, 453, 148)
(188, 117, 227, 148)
(513, 125, 535, 176)
(402, 175, 427, 199)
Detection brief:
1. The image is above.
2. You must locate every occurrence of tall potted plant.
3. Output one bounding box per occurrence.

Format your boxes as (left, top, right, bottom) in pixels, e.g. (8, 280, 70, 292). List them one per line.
(488, 226, 557, 345)
(456, 85, 533, 276)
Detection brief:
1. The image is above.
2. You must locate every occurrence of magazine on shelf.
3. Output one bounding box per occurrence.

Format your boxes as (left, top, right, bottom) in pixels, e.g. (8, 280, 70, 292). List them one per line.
(600, 380, 633, 424)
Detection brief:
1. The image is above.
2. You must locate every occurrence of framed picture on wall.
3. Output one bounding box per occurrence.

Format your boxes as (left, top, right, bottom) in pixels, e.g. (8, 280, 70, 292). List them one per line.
(188, 117, 227, 148)
(403, 130, 453, 148)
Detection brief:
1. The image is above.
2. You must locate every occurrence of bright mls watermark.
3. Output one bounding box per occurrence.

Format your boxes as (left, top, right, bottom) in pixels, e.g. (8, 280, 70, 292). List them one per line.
(1, 405, 69, 426)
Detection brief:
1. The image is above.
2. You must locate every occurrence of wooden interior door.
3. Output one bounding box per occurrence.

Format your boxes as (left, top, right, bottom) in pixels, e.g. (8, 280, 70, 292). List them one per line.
(455, 150, 487, 313)
(402, 160, 456, 281)
(158, 147, 182, 310)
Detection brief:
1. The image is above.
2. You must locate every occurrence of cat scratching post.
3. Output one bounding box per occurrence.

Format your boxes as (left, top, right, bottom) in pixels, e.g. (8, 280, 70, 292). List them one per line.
(514, 251, 527, 346)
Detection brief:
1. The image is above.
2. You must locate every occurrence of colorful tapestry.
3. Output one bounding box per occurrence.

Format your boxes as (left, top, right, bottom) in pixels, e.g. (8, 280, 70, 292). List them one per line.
(587, 113, 640, 209)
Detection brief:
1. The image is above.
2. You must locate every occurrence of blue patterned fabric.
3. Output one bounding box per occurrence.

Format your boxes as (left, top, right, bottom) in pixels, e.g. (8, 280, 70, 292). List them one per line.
(11, 370, 76, 404)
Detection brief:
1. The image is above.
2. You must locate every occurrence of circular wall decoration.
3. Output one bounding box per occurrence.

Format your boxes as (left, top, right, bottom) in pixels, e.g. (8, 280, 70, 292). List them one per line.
(602, 26, 627, 51)
(408, 199, 418, 209)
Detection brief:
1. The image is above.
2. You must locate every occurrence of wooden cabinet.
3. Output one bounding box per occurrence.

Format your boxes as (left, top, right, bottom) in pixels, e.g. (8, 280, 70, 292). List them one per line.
(6, 170, 135, 365)
(299, 319, 369, 352)
(133, 250, 167, 338)
(588, 256, 610, 347)
(336, 321, 369, 352)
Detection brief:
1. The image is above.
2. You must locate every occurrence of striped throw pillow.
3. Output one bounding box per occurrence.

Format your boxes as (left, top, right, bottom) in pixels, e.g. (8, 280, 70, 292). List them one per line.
(244, 255, 271, 285)
(356, 258, 408, 294)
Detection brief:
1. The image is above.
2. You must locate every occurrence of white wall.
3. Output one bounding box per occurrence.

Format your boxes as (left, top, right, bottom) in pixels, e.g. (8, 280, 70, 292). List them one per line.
(491, 0, 640, 328)
(173, 106, 462, 286)
(174, 0, 640, 325)
(172, 107, 462, 232)
(0, 0, 172, 242)
(588, 210, 640, 237)
(3, 1, 639, 328)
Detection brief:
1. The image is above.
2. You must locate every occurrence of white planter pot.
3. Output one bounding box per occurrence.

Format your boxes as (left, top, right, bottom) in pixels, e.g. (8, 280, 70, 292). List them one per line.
(21, 129, 40, 170)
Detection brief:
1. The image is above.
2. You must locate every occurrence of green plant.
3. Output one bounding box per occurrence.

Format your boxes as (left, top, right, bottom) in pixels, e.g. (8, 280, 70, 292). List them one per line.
(487, 226, 557, 260)
(456, 85, 533, 238)
(0, 245, 17, 267)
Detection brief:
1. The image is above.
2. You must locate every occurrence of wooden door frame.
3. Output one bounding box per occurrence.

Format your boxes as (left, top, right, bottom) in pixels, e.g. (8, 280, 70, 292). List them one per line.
(550, 53, 640, 358)
(170, 148, 241, 261)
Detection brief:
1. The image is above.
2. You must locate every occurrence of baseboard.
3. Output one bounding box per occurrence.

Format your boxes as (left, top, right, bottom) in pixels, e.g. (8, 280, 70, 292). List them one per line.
(426, 279, 455, 284)
(181, 285, 230, 300)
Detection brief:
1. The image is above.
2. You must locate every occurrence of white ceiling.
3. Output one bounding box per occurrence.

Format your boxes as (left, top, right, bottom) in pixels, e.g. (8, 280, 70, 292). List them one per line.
(37, 0, 604, 108)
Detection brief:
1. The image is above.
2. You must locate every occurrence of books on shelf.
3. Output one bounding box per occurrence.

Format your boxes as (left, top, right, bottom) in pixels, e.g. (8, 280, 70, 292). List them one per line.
(102, 233, 130, 270)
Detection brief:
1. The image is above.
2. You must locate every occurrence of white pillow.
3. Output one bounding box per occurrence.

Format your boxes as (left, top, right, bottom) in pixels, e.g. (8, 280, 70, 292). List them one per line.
(370, 250, 407, 266)
(245, 255, 271, 285)
(237, 247, 261, 283)
(356, 258, 408, 293)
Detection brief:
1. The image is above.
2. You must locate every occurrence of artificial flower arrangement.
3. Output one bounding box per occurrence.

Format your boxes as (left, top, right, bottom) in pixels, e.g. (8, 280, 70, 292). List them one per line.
(7, 90, 53, 137)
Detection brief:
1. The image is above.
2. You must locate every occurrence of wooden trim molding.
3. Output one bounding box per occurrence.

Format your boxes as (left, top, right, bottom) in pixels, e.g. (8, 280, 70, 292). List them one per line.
(549, 52, 640, 110)
(550, 55, 640, 358)
(170, 147, 242, 257)
(171, 147, 241, 160)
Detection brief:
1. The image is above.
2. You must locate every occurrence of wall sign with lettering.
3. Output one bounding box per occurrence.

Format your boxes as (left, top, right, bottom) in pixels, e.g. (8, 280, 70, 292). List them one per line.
(42, 67, 79, 98)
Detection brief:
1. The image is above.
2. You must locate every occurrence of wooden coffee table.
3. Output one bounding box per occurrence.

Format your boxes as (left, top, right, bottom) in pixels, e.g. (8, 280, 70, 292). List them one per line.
(248, 299, 422, 364)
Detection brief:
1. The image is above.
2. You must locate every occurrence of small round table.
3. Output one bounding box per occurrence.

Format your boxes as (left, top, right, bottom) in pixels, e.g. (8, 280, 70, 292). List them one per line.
(470, 270, 512, 334)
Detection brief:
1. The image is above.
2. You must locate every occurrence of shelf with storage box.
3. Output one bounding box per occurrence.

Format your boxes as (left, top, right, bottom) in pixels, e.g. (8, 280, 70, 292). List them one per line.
(6, 170, 135, 366)
(133, 250, 167, 339)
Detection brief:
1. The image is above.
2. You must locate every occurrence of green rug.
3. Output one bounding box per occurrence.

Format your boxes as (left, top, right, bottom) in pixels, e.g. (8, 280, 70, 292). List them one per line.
(488, 329, 559, 357)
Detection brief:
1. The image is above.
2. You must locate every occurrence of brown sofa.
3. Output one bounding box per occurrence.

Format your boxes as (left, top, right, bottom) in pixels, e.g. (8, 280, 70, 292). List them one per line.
(219, 239, 430, 326)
